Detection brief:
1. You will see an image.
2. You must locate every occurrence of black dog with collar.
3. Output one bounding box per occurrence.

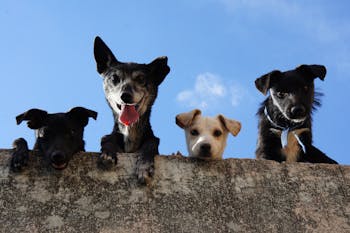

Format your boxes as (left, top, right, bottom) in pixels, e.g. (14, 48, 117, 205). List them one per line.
(255, 64, 337, 164)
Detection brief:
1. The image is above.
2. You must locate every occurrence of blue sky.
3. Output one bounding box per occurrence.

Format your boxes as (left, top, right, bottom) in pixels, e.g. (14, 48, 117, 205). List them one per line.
(1, 0, 349, 164)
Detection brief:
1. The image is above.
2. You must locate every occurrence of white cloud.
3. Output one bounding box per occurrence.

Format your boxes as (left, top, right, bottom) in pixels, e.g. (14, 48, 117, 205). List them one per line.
(176, 72, 247, 110)
(195, 73, 226, 97)
(230, 84, 245, 107)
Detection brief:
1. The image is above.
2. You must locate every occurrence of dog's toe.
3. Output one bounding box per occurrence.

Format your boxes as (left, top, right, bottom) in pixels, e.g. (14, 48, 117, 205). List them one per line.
(10, 152, 28, 172)
(136, 159, 154, 185)
(11, 160, 22, 171)
(97, 153, 117, 170)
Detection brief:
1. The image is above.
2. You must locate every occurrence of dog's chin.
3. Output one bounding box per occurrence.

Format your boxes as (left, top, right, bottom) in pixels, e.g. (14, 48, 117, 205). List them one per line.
(51, 162, 68, 170)
(199, 156, 213, 160)
(190, 153, 213, 160)
(291, 118, 307, 123)
(285, 114, 307, 124)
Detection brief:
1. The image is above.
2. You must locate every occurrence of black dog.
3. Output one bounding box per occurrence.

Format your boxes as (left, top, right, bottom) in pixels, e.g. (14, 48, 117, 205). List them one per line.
(11, 107, 97, 171)
(93, 36, 170, 183)
(255, 64, 337, 164)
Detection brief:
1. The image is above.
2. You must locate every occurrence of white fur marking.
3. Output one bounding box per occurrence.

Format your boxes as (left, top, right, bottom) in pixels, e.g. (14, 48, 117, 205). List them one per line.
(269, 89, 306, 123)
(191, 136, 209, 154)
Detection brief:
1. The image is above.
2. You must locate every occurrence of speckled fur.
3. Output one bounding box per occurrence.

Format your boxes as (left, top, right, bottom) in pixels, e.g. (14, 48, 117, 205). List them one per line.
(94, 36, 170, 183)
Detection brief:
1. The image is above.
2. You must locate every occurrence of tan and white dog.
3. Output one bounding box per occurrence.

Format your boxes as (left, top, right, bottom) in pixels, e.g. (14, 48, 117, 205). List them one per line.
(176, 109, 241, 160)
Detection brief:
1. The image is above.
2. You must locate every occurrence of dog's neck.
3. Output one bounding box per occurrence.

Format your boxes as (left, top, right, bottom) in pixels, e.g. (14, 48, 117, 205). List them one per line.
(264, 107, 303, 131)
(114, 112, 153, 152)
(263, 102, 309, 153)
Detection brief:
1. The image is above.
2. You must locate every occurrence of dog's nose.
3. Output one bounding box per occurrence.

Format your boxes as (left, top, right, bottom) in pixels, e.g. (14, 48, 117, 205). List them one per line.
(51, 151, 66, 164)
(290, 106, 306, 118)
(200, 143, 211, 156)
(121, 92, 133, 104)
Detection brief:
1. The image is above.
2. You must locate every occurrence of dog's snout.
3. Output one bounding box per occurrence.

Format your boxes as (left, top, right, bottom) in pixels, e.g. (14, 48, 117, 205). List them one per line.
(199, 143, 211, 157)
(290, 105, 306, 118)
(121, 92, 133, 104)
(51, 151, 66, 164)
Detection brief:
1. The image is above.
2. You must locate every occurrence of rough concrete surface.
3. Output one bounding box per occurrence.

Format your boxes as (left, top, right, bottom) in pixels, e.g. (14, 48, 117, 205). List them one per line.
(0, 149, 349, 233)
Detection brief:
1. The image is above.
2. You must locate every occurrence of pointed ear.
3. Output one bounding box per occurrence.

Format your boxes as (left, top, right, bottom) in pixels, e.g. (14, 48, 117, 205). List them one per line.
(67, 107, 98, 127)
(148, 56, 170, 86)
(93, 36, 118, 74)
(16, 109, 48, 129)
(255, 70, 282, 95)
(176, 109, 201, 129)
(217, 115, 241, 136)
(296, 64, 327, 81)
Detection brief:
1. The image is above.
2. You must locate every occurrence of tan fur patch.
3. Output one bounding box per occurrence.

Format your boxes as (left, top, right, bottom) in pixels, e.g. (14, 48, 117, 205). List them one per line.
(271, 128, 310, 162)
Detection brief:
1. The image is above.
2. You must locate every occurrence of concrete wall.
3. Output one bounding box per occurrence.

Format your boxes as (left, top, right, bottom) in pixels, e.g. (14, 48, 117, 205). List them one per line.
(0, 149, 349, 233)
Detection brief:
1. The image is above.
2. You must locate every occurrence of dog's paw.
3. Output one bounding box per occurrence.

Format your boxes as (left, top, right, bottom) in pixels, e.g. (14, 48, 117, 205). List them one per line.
(11, 151, 29, 172)
(136, 157, 154, 185)
(10, 138, 29, 172)
(97, 153, 117, 170)
(171, 151, 184, 157)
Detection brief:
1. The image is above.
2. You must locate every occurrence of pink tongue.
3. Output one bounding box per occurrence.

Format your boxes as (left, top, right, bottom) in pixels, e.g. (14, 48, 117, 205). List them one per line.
(119, 105, 139, 126)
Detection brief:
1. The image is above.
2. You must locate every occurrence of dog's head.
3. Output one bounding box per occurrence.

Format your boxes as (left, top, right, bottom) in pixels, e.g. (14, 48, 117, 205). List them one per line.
(255, 64, 326, 123)
(16, 107, 97, 170)
(176, 109, 241, 160)
(93, 36, 170, 126)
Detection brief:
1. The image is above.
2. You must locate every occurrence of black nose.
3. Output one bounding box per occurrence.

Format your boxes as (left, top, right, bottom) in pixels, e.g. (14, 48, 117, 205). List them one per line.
(290, 106, 306, 118)
(51, 151, 66, 164)
(200, 143, 211, 156)
(121, 92, 133, 104)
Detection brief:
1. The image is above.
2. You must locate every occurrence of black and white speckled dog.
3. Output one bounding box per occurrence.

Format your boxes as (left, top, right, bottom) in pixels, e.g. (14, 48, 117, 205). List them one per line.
(255, 64, 337, 164)
(93, 36, 170, 183)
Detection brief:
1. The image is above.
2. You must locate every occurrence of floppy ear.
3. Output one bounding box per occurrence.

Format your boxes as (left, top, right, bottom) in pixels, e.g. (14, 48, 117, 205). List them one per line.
(296, 64, 327, 81)
(255, 70, 282, 95)
(148, 56, 170, 86)
(67, 107, 98, 127)
(16, 109, 48, 129)
(217, 115, 241, 136)
(176, 109, 201, 129)
(93, 36, 118, 74)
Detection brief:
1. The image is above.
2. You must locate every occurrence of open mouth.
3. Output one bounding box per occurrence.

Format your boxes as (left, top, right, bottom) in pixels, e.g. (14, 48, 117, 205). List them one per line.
(117, 102, 141, 126)
(116, 103, 139, 111)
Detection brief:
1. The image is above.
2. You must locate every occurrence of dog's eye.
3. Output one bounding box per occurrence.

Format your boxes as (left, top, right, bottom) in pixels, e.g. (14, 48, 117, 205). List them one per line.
(213, 130, 222, 137)
(190, 129, 199, 136)
(135, 75, 146, 85)
(276, 92, 287, 98)
(111, 74, 120, 84)
(304, 86, 309, 92)
(43, 128, 51, 136)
